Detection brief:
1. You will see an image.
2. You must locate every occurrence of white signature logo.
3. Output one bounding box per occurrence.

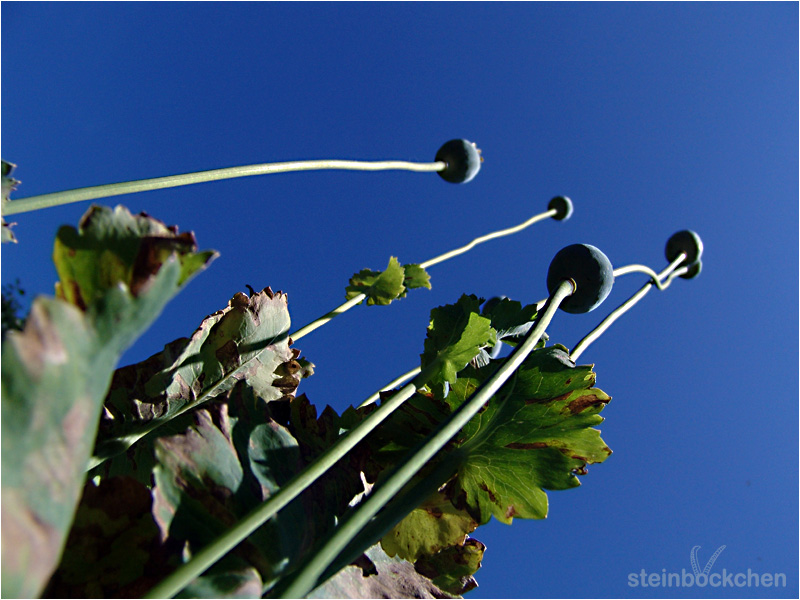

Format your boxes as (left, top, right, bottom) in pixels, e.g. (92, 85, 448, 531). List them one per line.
(690, 544, 726, 576)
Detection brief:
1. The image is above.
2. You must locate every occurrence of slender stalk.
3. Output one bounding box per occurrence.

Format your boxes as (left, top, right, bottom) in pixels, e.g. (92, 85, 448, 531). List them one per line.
(2, 159, 445, 216)
(357, 366, 421, 408)
(278, 279, 575, 599)
(613, 263, 674, 290)
(290, 293, 366, 342)
(419, 208, 557, 269)
(316, 454, 462, 586)
(143, 363, 440, 600)
(570, 254, 687, 361)
(289, 206, 561, 341)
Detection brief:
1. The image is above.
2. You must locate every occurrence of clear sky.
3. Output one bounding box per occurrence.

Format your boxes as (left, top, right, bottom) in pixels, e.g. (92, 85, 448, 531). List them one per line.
(2, 2, 797, 598)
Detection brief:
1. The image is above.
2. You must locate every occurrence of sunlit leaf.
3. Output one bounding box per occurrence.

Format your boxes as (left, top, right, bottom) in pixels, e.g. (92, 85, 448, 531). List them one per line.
(400, 263, 432, 295)
(381, 490, 477, 563)
(345, 256, 406, 305)
(414, 538, 485, 596)
(420, 294, 495, 389)
(445, 346, 612, 525)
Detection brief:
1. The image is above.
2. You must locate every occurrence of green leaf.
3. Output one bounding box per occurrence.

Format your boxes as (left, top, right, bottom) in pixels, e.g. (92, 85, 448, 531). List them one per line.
(381, 490, 477, 563)
(414, 538, 485, 596)
(350, 344, 610, 590)
(446, 346, 612, 525)
(481, 296, 539, 341)
(400, 263, 432, 295)
(92, 287, 301, 475)
(1, 205, 215, 598)
(307, 543, 457, 599)
(345, 256, 406, 305)
(420, 294, 495, 389)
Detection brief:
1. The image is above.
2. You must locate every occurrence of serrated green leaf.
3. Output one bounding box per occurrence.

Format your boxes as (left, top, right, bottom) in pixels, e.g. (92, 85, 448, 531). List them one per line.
(399, 263, 431, 297)
(446, 346, 612, 525)
(415, 538, 485, 596)
(53, 205, 215, 312)
(481, 296, 539, 341)
(345, 256, 406, 305)
(1, 205, 215, 598)
(351, 344, 611, 592)
(381, 490, 477, 563)
(421, 294, 495, 389)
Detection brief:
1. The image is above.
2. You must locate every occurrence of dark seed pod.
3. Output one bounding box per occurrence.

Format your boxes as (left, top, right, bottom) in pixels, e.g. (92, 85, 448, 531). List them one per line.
(680, 260, 702, 280)
(435, 139, 481, 184)
(665, 230, 703, 269)
(547, 244, 614, 314)
(548, 196, 573, 221)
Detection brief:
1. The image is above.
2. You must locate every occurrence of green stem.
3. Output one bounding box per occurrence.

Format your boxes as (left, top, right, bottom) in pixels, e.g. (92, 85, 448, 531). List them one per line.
(288, 205, 562, 341)
(570, 254, 687, 361)
(290, 293, 366, 342)
(143, 363, 440, 600)
(418, 208, 557, 269)
(2, 159, 446, 215)
(278, 279, 575, 599)
(357, 366, 421, 408)
(316, 457, 461, 586)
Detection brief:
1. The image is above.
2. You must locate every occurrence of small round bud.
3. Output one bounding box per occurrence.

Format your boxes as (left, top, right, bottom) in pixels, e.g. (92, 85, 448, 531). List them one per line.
(548, 196, 573, 221)
(435, 139, 481, 184)
(665, 230, 703, 267)
(547, 244, 614, 314)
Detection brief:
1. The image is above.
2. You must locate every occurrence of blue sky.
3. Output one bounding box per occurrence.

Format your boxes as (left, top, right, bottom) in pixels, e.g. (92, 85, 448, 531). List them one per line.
(2, 2, 797, 598)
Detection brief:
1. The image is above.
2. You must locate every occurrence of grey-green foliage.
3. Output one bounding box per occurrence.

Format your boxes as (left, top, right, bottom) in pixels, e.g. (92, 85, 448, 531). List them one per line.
(1, 205, 216, 598)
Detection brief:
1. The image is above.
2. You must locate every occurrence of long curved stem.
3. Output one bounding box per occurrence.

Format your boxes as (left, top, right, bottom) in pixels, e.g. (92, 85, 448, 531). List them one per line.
(289, 206, 561, 341)
(570, 254, 687, 361)
(2, 159, 445, 215)
(290, 293, 367, 342)
(419, 208, 557, 269)
(278, 280, 575, 599)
